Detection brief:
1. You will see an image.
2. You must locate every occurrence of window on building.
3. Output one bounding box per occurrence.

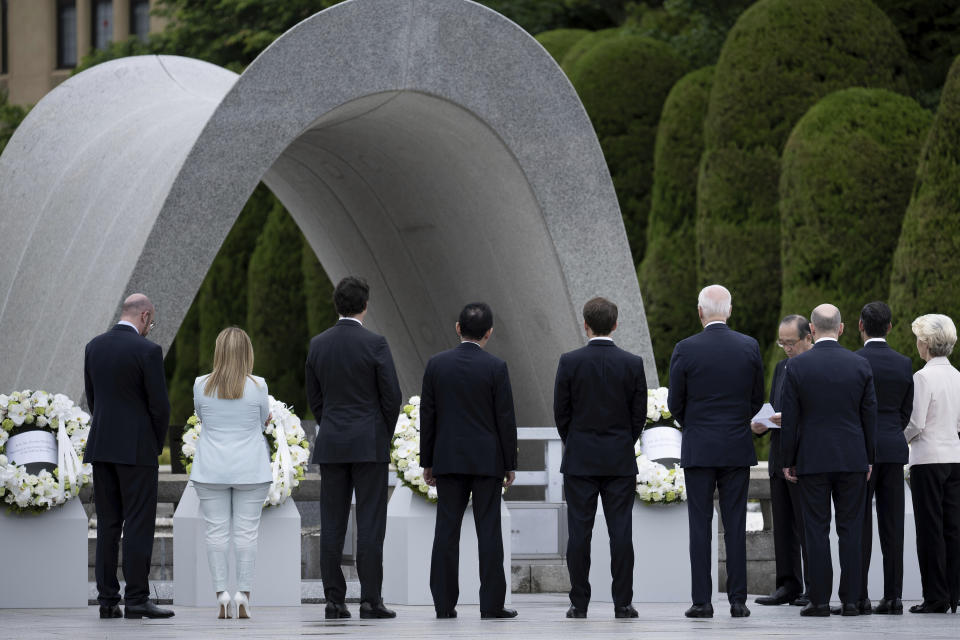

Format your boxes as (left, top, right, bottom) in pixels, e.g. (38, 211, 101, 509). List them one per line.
(1, 0, 8, 76)
(93, 0, 113, 51)
(56, 0, 78, 69)
(130, 0, 150, 42)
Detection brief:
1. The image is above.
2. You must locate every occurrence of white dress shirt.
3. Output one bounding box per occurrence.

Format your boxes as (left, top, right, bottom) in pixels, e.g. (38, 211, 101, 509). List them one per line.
(904, 356, 960, 465)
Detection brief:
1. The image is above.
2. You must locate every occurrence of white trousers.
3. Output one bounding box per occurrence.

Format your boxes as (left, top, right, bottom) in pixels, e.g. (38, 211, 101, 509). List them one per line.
(193, 482, 271, 593)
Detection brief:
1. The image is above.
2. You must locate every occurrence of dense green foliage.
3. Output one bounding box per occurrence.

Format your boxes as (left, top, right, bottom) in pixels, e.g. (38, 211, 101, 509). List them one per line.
(568, 35, 686, 263)
(535, 28, 589, 63)
(302, 238, 338, 339)
(638, 66, 713, 383)
(889, 55, 960, 369)
(246, 201, 310, 416)
(875, 1, 960, 109)
(697, 0, 912, 353)
(779, 88, 931, 352)
(0, 91, 28, 154)
(168, 302, 200, 424)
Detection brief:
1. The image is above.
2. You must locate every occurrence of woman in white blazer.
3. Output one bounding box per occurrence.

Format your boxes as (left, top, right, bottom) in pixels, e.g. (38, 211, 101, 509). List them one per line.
(904, 314, 960, 614)
(192, 327, 273, 620)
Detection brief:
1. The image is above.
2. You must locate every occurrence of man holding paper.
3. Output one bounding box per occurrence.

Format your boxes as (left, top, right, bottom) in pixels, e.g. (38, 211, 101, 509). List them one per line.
(752, 316, 813, 607)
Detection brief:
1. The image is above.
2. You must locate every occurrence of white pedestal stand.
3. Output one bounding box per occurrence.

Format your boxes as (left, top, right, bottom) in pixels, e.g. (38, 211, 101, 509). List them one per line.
(589, 499, 718, 603)
(0, 498, 88, 608)
(173, 482, 301, 606)
(382, 484, 512, 606)
(828, 479, 921, 600)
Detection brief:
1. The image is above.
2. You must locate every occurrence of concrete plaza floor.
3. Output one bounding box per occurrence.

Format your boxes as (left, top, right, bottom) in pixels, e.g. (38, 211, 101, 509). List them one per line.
(1, 594, 957, 640)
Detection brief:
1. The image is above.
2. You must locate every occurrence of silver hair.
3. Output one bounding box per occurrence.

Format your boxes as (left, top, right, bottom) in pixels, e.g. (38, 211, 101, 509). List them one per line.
(912, 314, 957, 358)
(811, 306, 841, 333)
(697, 284, 732, 318)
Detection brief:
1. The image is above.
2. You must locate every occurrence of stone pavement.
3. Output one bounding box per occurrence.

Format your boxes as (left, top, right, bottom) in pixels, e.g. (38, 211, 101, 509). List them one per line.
(2, 594, 957, 640)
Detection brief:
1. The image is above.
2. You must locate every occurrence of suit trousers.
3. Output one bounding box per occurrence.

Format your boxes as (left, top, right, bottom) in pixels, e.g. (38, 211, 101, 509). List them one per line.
(193, 482, 271, 592)
(564, 474, 635, 609)
(92, 462, 158, 606)
(319, 462, 388, 604)
(861, 462, 905, 600)
(770, 473, 809, 595)
(909, 463, 960, 604)
(684, 466, 750, 604)
(798, 471, 867, 606)
(430, 474, 506, 614)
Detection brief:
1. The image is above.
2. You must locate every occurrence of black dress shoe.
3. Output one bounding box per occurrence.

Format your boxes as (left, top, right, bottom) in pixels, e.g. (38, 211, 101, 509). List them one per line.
(360, 601, 396, 619)
(684, 603, 713, 618)
(124, 600, 174, 619)
(874, 598, 902, 614)
(755, 586, 799, 606)
(436, 610, 457, 619)
(841, 603, 859, 616)
(481, 608, 518, 619)
(325, 602, 351, 619)
(99, 605, 122, 619)
(857, 599, 872, 615)
(614, 605, 638, 618)
(791, 593, 810, 606)
(730, 602, 750, 617)
(909, 600, 949, 613)
(566, 605, 587, 618)
(799, 603, 831, 617)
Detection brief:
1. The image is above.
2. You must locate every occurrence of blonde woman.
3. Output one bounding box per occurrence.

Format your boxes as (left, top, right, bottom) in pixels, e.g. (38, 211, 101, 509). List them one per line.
(905, 314, 960, 614)
(191, 327, 272, 619)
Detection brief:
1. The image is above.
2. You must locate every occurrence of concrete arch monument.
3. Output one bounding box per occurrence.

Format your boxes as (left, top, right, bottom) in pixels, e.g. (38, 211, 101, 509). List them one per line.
(0, 0, 656, 425)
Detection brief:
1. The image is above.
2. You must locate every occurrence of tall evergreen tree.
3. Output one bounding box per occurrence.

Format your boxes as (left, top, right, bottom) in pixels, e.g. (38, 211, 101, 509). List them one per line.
(302, 238, 337, 339)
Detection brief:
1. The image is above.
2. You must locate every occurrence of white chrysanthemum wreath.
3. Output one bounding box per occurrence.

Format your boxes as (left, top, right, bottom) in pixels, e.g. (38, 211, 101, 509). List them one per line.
(181, 395, 310, 507)
(391, 396, 438, 502)
(636, 386, 686, 505)
(0, 390, 92, 514)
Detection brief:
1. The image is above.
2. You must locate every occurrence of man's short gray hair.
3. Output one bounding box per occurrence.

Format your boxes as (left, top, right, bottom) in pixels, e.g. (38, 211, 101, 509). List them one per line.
(912, 314, 957, 358)
(698, 284, 732, 318)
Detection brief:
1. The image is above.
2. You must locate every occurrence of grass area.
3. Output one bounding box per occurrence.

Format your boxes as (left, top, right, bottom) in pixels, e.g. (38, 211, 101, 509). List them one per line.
(158, 445, 171, 466)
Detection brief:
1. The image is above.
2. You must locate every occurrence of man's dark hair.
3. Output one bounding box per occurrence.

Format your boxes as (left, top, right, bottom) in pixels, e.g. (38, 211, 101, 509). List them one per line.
(333, 276, 369, 316)
(583, 297, 618, 336)
(458, 302, 493, 340)
(780, 314, 811, 339)
(860, 301, 892, 338)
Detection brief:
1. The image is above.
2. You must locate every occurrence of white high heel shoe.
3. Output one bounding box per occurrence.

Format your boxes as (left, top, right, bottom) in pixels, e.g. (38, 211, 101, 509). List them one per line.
(217, 591, 233, 619)
(234, 592, 251, 619)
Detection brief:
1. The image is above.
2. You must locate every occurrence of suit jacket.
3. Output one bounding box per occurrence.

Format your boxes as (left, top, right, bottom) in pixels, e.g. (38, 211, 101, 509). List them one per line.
(780, 340, 878, 475)
(83, 324, 170, 466)
(420, 342, 518, 478)
(553, 339, 647, 476)
(855, 341, 913, 464)
(668, 323, 763, 468)
(305, 319, 402, 464)
(765, 358, 788, 477)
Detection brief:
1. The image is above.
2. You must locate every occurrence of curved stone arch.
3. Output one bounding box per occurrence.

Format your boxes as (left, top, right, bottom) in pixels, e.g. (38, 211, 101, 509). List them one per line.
(0, 0, 655, 425)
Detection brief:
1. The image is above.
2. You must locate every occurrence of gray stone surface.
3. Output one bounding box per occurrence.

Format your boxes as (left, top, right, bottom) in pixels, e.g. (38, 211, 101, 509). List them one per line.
(0, 0, 656, 424)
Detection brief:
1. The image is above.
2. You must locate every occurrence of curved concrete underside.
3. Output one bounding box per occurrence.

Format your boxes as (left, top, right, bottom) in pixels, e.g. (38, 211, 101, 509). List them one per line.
(0, 0, 655, 425)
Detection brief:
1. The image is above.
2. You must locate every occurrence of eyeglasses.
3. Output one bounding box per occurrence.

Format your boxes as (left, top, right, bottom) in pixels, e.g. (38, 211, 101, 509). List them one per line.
(777, 340, 799, 349)
(148, 321, 156, 332)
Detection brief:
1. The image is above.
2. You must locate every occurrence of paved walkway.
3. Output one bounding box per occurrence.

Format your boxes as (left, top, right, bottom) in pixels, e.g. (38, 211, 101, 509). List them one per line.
(2, 594, 957, 639)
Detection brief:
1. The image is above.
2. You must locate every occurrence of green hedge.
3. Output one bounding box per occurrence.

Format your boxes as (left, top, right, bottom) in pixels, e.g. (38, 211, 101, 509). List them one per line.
(638, 66, 713, 383)
(559, 27, 620, 75)
(779, 88, 930, 351)
(697, 0, 912, 353)
(568, 34, 687, 264)
(302, 237, 337, 339)
(168, 301, 200, 425)
(247, 201, 308, 415)
(889, 54, 960, 369)
(535, 28, 590, 64)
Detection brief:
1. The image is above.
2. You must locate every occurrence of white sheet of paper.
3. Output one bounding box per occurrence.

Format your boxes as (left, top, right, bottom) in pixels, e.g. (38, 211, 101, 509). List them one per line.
(752, 403, 780, 430)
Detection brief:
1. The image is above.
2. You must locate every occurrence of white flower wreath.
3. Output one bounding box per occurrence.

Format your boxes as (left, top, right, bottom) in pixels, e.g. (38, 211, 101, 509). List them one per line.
(0, 390, 92, 514)
(636, 386, 686, 505)
(181, 395, 310, 506)
(391, 396, 438, 502)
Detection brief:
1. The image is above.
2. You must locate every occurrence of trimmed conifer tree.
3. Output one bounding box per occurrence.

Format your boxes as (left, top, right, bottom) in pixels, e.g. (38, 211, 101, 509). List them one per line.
(535, 28, 590, 64)
(302, 237, 337, 338)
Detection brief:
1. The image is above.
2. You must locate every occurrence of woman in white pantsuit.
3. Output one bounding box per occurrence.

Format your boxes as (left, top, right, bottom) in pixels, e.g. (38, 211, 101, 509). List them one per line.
(191, 327, 273, 619)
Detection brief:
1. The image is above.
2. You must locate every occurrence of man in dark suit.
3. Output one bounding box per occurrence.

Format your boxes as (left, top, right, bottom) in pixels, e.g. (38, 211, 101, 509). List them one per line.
(752, 315, 813, 607)
(781, 303, 878, 617)
(305, 276, 402, 620)
(421, 302, 518, 620)
(668, 284, 763, 619)
(855, 301, 914, 615)
(83, 293, 173, 619)
(554, 297, 646, 619)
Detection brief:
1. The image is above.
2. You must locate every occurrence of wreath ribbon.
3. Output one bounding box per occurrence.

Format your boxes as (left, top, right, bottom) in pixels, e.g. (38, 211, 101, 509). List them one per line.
(271, 422, 294, 499)
(56, 418, 82, 499)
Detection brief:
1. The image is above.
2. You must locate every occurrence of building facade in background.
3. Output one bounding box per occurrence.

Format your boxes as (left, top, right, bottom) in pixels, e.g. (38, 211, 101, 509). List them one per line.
(0, 0, 163, 106)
